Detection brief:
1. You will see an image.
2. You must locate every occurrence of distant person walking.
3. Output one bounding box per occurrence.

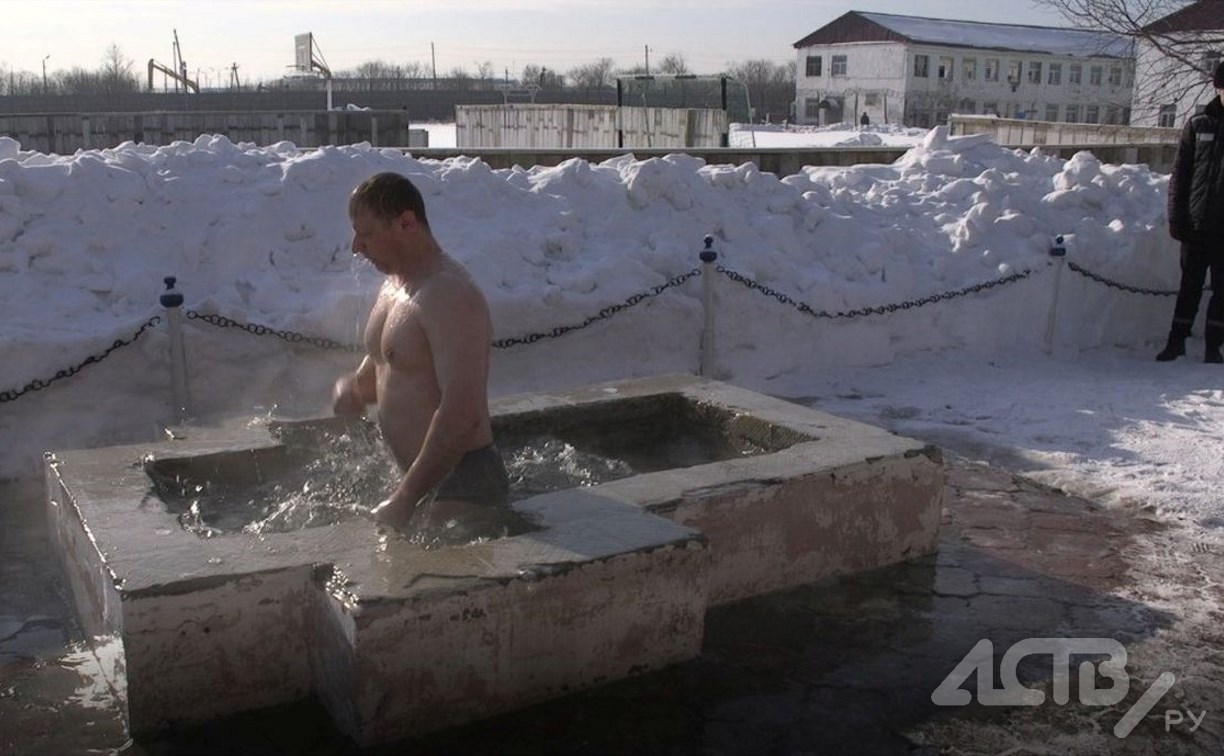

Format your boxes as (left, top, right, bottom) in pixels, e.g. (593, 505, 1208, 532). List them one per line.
(1159, 61, 1224, 363)
(860, 111, 870, 127)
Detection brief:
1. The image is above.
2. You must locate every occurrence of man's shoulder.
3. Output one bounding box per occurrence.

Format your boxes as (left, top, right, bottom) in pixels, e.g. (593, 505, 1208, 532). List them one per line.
(419, 259, 489, 311)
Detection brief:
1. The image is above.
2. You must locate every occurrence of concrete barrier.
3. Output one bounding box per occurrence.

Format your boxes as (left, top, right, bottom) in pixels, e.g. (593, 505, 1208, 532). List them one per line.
(0, 110, 429, 153)
(455, 104, 728, 149)
(402, 144, 1176, 174)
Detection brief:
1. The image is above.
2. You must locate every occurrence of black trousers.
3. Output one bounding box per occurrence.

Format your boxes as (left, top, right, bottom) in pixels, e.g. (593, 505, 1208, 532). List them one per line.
(1170, 244, 1224, 347)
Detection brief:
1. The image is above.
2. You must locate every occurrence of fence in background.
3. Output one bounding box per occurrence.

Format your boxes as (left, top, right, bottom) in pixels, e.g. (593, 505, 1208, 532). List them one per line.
(455, 104, 728, 149)
(0, 235, 1185, 422)
(0, 110, 431, 153)
(950, 115, 1179, 147)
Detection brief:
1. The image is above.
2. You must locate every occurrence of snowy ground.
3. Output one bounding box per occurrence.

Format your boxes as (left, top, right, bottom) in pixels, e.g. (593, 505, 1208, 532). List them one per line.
(3, 122, 1219, 548)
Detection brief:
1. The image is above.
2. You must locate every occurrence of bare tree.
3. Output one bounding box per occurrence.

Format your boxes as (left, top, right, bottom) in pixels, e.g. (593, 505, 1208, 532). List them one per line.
(1035, 0, 1218, 119)
(567, 57, 615, 89)
(100, 43, 140, 94)
(475, 60, 495, 80)
(725, 59, 795, 122)
(657, 53, 690, 75)
(447, 65, 473, 90)
(521, 64, 565, 89)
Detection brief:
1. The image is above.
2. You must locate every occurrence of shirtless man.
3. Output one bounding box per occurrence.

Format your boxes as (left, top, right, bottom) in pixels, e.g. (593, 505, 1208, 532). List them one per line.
(333, 172, 508, 531)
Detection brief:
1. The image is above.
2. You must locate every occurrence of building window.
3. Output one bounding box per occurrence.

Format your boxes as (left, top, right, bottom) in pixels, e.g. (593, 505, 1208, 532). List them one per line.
(1045, 104, 1060, 121)
(1158, 104, 1177, 127)
(983, 101, 998, 115)
(1108, 66, 1122, 86)
(1089, 65, 1103, 86)
(985, 58, 999, 81)
(958, 98, 975, 114)
(1065, 104, 1080, 122)
(1048, 63, 1062, 85)
(806, 56, 822, 77)
(1105, 105, 1120, 124)
(914, 54, 930, 78)
(1069, 64, 1082, 84)
(831, 55, 847, 76)
(1085, 104, 1100, 123)
(1202, 52, 1221, 74)
(938, 56, 954, 80)
(865, 92, 880, 106)
(1007, 61, 1022, 86)
(963, 58, 977, 80)
(804, 97, 821, 119)
(1027, 62, 1043, 84)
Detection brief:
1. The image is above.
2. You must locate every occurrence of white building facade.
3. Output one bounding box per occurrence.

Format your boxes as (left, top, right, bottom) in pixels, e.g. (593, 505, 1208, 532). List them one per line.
(793, 11, 1135, 128)
(1130, 2, 1224, 128)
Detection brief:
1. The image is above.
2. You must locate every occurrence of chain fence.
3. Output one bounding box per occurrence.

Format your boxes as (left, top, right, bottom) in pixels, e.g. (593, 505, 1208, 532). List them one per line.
(1065, 261, 1180, 297)
(715, 264, 1037, 319)
(0, 315, 162, 404)
(492, 267, 701, 348)
(0, 250, 1195, 406)
(184, 310, 364, 353)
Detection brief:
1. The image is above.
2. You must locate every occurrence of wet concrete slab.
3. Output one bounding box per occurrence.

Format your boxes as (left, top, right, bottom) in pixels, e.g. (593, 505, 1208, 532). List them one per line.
(4, 454, 1224, 754)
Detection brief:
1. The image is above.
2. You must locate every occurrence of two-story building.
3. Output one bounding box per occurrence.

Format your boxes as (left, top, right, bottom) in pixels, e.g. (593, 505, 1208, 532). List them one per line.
(793, 11, 1134, 128)
(1130, 0, 1224, 127)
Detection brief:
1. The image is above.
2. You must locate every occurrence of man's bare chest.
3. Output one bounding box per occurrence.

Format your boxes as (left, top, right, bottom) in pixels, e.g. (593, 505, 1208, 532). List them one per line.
(372, 297, 431, 369)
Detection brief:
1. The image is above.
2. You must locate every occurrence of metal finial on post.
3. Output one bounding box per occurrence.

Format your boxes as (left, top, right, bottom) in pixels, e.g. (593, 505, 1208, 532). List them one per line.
(1042, 235, 1067, 354)
(699, 236, 719, 377)
(160, 276, 190, 424)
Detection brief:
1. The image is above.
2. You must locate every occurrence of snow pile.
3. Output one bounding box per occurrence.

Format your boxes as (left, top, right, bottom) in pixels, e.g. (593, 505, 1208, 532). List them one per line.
(0, 127, 1177, 477)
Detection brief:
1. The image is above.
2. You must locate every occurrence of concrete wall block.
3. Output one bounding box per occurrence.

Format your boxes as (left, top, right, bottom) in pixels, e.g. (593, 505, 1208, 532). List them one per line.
(122, 567, 316, 732)
(344, 541, 709, 745)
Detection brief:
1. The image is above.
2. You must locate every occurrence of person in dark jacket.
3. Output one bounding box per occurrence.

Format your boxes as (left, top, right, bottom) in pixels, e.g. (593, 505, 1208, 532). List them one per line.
(1159, 61, 1224, 363)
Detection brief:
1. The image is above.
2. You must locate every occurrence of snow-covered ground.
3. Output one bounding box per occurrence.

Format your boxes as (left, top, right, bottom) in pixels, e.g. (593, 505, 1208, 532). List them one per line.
(4, 123, 1218, 544)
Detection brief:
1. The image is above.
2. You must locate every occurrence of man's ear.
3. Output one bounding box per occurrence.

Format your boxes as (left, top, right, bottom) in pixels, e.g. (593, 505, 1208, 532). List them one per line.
(396, 209, 420, 232)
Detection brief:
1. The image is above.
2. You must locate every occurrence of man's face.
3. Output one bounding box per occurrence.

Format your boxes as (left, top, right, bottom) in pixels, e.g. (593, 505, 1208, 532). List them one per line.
(350, 208, 403, 274)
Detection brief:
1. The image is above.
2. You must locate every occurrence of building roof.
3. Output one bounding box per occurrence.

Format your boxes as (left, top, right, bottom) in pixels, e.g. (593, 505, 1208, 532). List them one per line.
(1143, 0, 1224, 33)
(794, 10, 1134, 59)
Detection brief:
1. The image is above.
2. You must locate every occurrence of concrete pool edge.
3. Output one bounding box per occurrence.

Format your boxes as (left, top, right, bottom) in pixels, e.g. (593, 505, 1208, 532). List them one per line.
(44, 373, 943, 744)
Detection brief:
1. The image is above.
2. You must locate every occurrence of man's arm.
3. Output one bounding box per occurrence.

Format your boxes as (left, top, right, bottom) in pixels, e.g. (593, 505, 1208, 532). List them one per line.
(374, 281, 492, 527)
(1168, 119, 1197, 242)
(333, 355, 377, 416)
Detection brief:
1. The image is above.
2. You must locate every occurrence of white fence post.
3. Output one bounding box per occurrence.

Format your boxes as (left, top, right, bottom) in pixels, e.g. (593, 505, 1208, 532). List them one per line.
(1042, 235, 1067, 354)
(160, 276, 191, 424)
(699, 235, 718, 377)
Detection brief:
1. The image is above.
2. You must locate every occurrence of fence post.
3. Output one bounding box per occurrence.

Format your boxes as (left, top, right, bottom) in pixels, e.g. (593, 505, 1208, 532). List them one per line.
(160, 276, 191, 423)
(1042, 235, 1067, 354)
(699, 235, 718, 377)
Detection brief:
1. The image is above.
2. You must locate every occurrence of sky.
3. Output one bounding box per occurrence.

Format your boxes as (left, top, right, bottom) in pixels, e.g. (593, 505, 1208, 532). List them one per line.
(0, 0, 1073, 86)
(4, 119, 1224, 556)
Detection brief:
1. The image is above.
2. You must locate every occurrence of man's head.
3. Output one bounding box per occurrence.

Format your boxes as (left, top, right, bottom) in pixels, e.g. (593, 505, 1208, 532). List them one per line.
(349, 173, 433, 275)
(349, 172, 430, 229)
(1214, 61, 1224, 100)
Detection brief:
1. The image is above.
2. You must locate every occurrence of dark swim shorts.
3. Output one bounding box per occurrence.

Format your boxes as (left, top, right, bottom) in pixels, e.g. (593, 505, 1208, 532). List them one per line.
(433, 443, 510, 507)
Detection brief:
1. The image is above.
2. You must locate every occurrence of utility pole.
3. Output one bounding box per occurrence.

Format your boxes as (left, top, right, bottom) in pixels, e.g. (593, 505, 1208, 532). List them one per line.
(431, 42, 437, 90)
(42, 55, 50, 94)
(644, 45, 650, 75)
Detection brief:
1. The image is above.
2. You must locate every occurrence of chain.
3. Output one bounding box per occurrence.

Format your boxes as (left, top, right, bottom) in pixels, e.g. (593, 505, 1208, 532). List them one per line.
(493, 268, 701, 348)
(1066, 261, 1179, 297)
(185, 310, 364, 352)
(0, 315, 163, 404)
(715, 265, 1036, 320)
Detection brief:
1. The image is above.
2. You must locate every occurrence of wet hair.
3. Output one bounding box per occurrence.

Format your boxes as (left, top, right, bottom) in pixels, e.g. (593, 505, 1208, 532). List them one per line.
(349, 172, 430, 229)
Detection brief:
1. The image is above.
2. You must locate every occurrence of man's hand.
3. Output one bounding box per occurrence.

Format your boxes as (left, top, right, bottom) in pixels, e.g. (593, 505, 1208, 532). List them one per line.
(332, 373, 366, 417)
(371, 494, 419, 531)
